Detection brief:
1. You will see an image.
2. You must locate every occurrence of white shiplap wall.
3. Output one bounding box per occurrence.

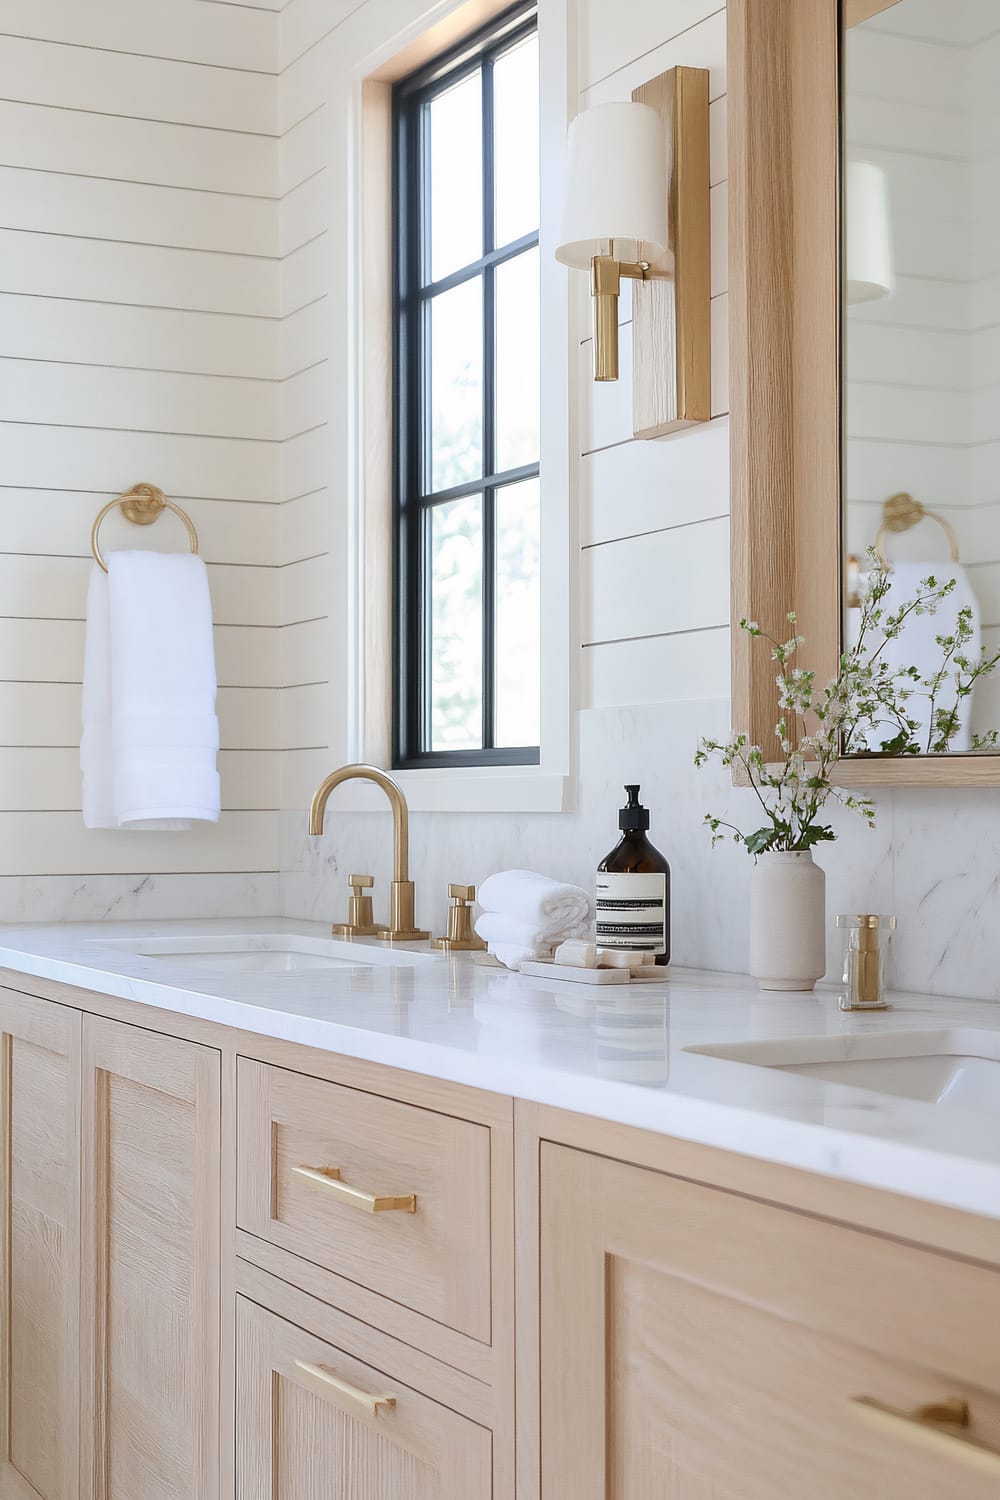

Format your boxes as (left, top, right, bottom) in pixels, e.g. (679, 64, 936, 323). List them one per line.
(275, 0, 740, 948)
(0, 0, 282, 920)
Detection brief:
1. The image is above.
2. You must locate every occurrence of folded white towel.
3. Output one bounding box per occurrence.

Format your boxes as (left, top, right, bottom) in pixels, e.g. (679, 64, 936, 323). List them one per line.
(81, 552, 221, 830)
(489, 940, 556, 972)
(476, 869, 592, 940)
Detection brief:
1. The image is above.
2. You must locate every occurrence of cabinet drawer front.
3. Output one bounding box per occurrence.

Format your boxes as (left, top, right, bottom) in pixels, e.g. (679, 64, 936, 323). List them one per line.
(235, 1297, 492, 1500)
(541, 1144, 1000, 1500)
(236, 1058, 492, 1341)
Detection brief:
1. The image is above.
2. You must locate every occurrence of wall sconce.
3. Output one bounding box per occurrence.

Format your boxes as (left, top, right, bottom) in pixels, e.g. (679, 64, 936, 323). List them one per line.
(846, 160, 894, 304)
(555, 68, 711, 439)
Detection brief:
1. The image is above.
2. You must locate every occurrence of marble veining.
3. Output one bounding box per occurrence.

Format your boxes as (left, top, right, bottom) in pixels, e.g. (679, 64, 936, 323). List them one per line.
(1, 916, 998, 1223)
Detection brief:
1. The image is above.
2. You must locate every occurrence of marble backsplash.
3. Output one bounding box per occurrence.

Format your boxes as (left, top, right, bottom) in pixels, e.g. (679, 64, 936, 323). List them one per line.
(279, 697, 1000, 1003)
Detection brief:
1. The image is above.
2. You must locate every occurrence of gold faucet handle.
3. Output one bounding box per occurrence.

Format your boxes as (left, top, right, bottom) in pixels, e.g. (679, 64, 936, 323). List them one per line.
(433, 884, 487, 952)
(332, 873, 378, 938)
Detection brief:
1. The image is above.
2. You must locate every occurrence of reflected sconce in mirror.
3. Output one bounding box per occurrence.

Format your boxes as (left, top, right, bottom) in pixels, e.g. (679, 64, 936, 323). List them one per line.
(846, 160, 894, 304)
(555, 68, 711, 438)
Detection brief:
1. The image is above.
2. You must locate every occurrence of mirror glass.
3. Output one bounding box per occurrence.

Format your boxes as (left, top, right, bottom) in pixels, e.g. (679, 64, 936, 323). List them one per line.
(843, 0, 1000, 755)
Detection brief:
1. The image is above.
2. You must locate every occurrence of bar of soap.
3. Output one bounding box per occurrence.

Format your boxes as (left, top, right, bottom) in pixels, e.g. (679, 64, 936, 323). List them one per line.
(597, 948, 648, 970)
(553, 939, 597, 969)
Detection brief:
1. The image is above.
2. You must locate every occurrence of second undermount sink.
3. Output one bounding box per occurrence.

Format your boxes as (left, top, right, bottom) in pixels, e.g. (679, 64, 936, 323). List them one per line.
(686, 1028, 1000, 1110)
(94, 933, 441, 975)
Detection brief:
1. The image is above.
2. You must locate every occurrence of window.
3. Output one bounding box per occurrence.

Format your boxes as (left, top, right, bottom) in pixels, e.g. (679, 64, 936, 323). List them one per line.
(393, 2, 540, 768)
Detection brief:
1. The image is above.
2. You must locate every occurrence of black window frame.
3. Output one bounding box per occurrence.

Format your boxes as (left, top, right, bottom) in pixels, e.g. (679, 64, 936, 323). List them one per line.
(392, 0, 541, 770)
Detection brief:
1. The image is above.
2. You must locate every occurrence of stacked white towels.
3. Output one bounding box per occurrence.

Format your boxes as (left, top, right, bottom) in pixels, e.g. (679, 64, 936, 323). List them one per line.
(81, 551, 221, 830)
(475, 869, 593, 970)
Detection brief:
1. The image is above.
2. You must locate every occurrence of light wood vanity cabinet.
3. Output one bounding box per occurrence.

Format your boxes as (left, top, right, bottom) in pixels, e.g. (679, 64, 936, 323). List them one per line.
(0, 988, 221, 1500)
(0, 990, 81, 1500)
(235, 1296, 492, 1500)
(4, 972, 1000, 1500)
(539, 1143, 1000, 1500)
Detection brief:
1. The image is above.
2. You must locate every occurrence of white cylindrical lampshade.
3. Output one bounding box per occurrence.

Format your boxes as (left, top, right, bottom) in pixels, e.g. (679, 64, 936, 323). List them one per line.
(555, 101, 668, 270)
(846, 160, 894, 304)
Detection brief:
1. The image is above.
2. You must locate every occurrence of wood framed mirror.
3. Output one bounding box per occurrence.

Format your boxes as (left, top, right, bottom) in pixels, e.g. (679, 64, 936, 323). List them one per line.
(729, 0, 1000, 787)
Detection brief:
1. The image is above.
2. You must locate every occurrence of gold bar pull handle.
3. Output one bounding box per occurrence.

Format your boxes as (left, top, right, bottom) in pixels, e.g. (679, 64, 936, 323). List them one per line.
(291, 1163, 416, 1214)
(850, 1396, 1000, 1477)
(294, 1360, 396, 1419)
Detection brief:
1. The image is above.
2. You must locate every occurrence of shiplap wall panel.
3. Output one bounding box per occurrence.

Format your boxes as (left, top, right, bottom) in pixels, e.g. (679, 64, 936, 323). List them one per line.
(281, 300, 330, 378)
(583, 518, 730, 644)
(0, 2, 281, 915)
(584, 626, 730, 708)
(581, 417, 730, 547)
(0, 0, 278, 70)
(0, 361, 278, 441)
(0, 617, 276, 692)
(0, 425, 279, 502)
(0, 229, 278, 316)
(0, 36, 274, 133)
(0, 165, 277, 255)
(280, 490, 329, 564)
(0, 748, 276, 813)
(0, 492, 277, 566)
(0, 100, 278, 196)
(280, 169, 331, 256)
(280, 0, 359, 70)
(0, 294, 278, 379)
(280, 105, 330, 192)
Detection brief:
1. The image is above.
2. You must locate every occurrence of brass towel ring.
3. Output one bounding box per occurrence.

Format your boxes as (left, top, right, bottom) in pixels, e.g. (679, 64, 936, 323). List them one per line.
(91, 483, 199, 573)
(875, 491, 959, 567)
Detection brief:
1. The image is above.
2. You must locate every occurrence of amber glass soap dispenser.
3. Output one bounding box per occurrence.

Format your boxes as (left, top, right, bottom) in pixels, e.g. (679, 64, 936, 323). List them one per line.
(596, 785, 671, 966)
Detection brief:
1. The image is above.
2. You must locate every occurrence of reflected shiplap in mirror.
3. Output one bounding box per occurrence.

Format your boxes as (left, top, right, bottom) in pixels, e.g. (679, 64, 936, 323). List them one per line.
(843, 0, 1000, 755)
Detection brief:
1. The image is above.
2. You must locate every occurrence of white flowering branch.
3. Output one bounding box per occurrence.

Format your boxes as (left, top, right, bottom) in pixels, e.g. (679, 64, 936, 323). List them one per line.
(695, 551, 999, 856)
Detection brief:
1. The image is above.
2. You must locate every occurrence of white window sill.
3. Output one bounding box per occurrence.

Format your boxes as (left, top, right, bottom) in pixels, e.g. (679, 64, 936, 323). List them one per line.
(330, 766, 571, 814)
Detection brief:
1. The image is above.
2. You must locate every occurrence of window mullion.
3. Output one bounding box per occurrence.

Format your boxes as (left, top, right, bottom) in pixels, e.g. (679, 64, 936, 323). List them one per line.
(482, 56, 496, 751)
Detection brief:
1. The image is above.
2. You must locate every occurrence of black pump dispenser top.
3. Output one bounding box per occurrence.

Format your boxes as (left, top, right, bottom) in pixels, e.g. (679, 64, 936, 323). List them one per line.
(619, 784, 650, 832)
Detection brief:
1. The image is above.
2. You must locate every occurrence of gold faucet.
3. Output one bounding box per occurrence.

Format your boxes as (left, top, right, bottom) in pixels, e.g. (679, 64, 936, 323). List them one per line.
(308, 764, 429, 942)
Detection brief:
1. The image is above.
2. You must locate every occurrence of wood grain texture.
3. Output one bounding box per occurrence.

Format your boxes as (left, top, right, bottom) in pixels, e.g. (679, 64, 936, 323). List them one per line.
(728, 0, 840, 762)
(236, 1057, 493, 1341)
(235, 1295, 492, 1500)
(0, 989, 81, 1500)
(79, 1017, 221, 1500)
(540, 1143, 1000, 1500)
(632, 67, 712, 437)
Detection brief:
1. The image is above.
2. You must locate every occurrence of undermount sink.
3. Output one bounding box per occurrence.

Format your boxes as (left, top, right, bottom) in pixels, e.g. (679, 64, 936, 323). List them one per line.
(686, 1028, 1000, 1110)
(94, 933, 441, 975)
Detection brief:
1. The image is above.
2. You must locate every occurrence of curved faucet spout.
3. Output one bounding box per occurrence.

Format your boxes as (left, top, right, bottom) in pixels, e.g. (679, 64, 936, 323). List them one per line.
(308, 763, 409, 885)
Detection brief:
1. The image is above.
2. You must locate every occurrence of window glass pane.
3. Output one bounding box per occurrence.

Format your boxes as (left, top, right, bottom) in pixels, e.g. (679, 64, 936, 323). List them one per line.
(495, 247, 540, 473)
(430, 277, 484, 492)
(495, 477, 540, 747)
(427, 71, 482, 282)
(430, 495, 483, 751)
(493, 34, 539, 248)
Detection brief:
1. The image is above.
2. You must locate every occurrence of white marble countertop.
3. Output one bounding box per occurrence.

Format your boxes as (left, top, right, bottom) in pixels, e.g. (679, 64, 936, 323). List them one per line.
(0, 917, 998, 1223)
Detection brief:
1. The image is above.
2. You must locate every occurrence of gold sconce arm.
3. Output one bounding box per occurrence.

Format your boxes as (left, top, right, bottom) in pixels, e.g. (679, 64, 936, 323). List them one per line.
(591, 254, 666, 381)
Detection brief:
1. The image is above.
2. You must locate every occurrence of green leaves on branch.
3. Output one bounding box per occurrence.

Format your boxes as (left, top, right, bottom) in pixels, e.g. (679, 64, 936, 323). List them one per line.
(696, 551, 1000, 857)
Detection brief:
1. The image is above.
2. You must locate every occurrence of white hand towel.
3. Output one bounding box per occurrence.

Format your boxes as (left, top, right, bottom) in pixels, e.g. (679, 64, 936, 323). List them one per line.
(476, 869, 592, 940)
(474, 911, 590, 951)
(81, 552, 221, 830)
(861, 560, 981, 753)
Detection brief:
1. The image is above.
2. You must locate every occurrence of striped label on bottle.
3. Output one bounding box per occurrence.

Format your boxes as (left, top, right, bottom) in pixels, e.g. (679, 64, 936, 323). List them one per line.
(595, 872, 667, 955)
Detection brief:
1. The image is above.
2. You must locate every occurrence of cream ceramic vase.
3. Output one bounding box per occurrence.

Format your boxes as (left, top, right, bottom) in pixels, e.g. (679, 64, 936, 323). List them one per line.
(748, 851, 826, 992)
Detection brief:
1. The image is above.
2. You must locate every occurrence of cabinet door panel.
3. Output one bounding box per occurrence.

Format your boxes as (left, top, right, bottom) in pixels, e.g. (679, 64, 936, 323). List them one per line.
(235, 1297, 492, 1500)
(540, 1143, 1000, 1500)
(0, 989, 81, 1500)
(80, 1017, 220, 1500)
